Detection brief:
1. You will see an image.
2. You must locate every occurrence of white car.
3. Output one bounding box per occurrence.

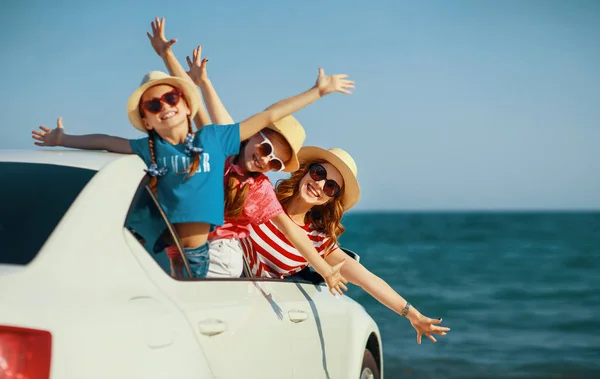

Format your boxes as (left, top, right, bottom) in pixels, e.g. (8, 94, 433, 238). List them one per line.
(0, 149, 383, 379)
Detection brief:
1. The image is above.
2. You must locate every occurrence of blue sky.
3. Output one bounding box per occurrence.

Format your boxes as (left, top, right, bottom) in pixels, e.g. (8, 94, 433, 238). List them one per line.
(2, 0, 599, 211)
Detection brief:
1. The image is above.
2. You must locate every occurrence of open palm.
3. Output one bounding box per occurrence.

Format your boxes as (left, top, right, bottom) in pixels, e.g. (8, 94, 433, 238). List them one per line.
(315, 68, 355, 96)
(32, 117, 65, 147)
(147, 17, 176, 56)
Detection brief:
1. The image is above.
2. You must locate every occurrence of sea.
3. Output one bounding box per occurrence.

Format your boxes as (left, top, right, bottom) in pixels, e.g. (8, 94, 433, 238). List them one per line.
(339, 212, 600, 379)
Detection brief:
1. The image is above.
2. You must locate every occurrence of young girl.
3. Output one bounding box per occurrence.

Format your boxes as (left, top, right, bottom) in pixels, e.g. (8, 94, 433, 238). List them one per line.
(31, 19, 353, 295)
(244, 147, 451, 344)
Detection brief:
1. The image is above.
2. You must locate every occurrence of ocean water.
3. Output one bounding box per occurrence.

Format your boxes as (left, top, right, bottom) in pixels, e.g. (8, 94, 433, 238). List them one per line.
(339, 212, 600, 379)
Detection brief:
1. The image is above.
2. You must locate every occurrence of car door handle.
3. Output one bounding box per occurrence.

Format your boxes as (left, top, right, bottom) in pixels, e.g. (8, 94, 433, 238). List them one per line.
(198, 319, 227, 336)
(288, 310, 309, 323)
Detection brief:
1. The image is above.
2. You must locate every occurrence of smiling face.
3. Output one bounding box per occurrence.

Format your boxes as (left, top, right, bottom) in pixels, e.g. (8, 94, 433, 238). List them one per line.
(241, 129, 293, 173)
(298, 161, 344, 207)
(139, 84, 191, 133)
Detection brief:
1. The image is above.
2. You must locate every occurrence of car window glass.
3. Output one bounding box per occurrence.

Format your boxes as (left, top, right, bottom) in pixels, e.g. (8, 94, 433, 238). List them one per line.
(124, 179, 193, 278)
(0, 162, 96, 265)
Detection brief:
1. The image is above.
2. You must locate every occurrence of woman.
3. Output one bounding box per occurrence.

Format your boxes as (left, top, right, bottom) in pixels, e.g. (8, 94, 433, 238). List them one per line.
(243, 147, 450, 344)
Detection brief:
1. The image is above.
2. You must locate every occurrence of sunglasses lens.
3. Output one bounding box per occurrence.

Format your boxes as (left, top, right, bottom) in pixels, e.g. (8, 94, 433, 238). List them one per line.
(269, 159, 283, 172)
(324, 180, 340, 197)
(258, 142, 273, 157)
(309, 164, 327, 181)
(163, 91, 180, 106)
(143, 100, 162, 113)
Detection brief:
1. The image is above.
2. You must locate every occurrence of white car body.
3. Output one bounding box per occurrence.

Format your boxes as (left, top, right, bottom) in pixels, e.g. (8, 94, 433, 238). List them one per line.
(0, 150, 383, 379)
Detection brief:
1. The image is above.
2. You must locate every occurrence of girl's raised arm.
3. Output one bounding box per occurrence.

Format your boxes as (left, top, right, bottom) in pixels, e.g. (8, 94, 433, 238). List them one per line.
(238, 68, 354, 141)
(186, 45, 234, 125)
(146, 17, 211, 129)
(32, 117, 133, 154)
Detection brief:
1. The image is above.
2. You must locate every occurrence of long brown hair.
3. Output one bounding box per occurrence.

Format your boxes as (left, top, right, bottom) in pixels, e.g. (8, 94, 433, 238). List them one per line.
(141, 88, 200, 194)
(224, 129, 292, 219)
(275, 159, 346, 254)
(224, 140, 257, 219)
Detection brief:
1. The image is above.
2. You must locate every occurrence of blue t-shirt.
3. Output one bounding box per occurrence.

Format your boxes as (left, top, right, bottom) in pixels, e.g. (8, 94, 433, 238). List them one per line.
(129, 124, 240, 226)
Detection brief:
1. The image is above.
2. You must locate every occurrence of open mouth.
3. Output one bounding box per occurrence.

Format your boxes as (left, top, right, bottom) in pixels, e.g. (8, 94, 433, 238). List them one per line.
(252, 154, 264, 170)
(307, 182, 320, 198)
(159, 110, 177, 121)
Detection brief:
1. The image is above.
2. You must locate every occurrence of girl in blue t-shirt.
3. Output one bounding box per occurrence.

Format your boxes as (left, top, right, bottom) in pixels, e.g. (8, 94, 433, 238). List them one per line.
(31, 19, 353, 293)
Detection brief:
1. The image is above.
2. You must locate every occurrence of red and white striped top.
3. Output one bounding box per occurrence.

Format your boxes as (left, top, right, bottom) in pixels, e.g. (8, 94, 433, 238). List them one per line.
(241, 218, 337, 278)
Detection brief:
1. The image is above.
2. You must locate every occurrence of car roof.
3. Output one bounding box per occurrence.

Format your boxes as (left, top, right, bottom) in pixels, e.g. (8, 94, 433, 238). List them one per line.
(0, 149, 129, 171)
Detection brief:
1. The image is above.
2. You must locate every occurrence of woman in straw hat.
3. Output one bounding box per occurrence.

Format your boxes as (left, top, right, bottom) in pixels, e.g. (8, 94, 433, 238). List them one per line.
(243, 147, 451, 344)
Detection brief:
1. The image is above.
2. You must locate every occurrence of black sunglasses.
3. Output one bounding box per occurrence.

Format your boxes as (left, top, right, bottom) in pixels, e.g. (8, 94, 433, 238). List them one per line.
(308, 164, 341, 198)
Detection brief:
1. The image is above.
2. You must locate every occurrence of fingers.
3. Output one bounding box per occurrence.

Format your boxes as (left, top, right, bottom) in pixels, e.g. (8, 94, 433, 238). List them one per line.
(57, 116, 64, 129)
(318, 67, 325, 78)
(39, 126, 51, 132)
(31, 130, 46, 137)
(200, 58, 208, 69)
(431, 318, 443, 324)
(426, 333, 437, 343)
(167, 38, 177, 48)
(186, 56, 193, 69)
(339, 281, 348, 292)
(34, 142, 46, 146)
(146, 31, 153, 41)
(334, 285, 344, 296)
(416, 332, 422, 345)
(194, 45, 203, 63)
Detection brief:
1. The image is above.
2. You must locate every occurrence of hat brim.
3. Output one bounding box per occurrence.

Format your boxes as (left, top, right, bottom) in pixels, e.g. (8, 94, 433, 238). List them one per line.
(267, 124, 300, 172)
(297, 146, 360, 210)
(127, 77, 201, 133)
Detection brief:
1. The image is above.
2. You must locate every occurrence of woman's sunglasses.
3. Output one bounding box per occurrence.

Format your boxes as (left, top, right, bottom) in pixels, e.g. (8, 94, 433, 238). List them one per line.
(257, 132, 286, 172)
(141, 88, 182, 114)
(308, 163, 341, 198)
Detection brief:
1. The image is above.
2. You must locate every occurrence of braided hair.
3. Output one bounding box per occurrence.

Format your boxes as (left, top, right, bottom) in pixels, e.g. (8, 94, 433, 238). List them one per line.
(145, 107, 200, 194)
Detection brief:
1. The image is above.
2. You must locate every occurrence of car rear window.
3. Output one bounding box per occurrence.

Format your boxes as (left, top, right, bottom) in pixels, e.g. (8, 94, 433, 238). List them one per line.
(0, 162, 96, 265)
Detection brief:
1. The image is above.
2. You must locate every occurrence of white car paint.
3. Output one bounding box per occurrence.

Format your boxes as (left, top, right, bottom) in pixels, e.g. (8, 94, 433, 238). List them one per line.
(0, 149, 383, 379)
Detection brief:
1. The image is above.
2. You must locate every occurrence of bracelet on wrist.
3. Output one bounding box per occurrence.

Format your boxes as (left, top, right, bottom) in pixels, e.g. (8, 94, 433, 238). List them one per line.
(401, 302, 411, 317)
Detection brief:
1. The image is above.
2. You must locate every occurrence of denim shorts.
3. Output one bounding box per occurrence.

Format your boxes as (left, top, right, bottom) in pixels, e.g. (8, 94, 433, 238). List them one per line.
(184, 243, 210, 278)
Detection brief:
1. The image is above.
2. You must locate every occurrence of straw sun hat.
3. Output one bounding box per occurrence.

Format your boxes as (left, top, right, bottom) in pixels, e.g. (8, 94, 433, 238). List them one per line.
(266, 116, 306, 172)
(127, 71, 201, 133)
(297, 147, 360, 210)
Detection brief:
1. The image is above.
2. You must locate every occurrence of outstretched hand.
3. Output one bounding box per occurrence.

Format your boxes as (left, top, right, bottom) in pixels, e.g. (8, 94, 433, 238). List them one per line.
(186, 45, 209, 86)
(32, 117, 65, 147)
(409, 314, 450, 344)
(324, 260, 349, 296)
(147, 17, 176, 57)
(314, 68, 355, 96)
